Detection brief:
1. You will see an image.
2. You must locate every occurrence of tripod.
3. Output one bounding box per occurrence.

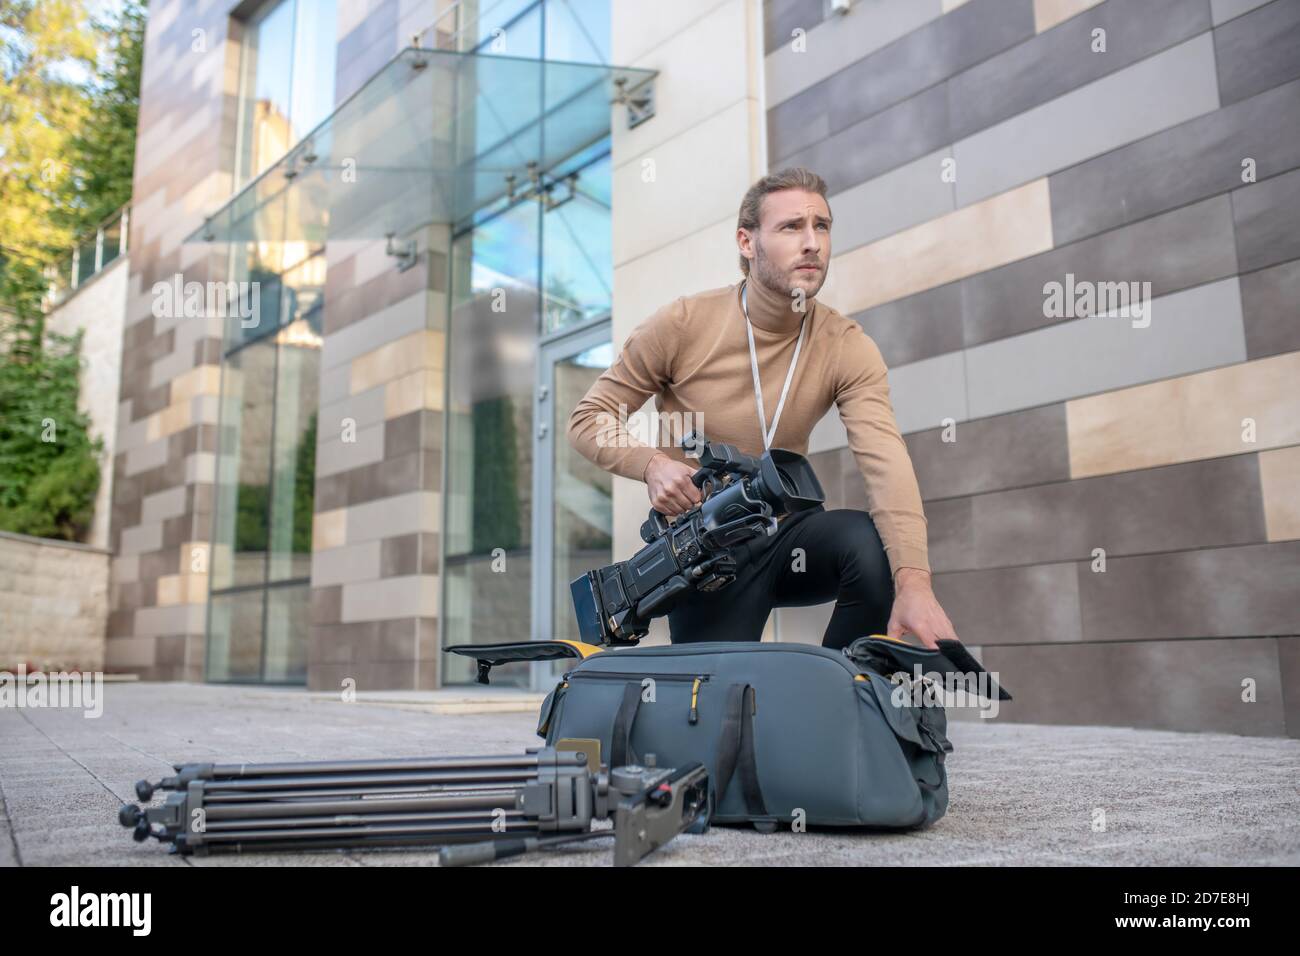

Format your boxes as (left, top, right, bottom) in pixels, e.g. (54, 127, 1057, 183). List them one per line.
(119, 746, 708, 866)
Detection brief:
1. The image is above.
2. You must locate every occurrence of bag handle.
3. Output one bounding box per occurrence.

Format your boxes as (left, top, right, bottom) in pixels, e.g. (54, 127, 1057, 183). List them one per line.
(713, 683, 775, 831)
(608, 681, 642, 768)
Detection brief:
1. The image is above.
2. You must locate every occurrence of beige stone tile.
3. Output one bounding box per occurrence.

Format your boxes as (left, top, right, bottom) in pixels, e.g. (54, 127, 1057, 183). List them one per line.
(145, 395, 193, 442)
(178, 541, 209, 574)
(384, 368, 445, 419)
(1260, 445, 1300, 541)
(312, 508, 348, 552)
(155, 574, 182, 606)
(612, 216, 739, 342)
(1066, 352, 1300, 478)
(819, 178, 1054, 314)
(1034, 0, 1105, 33)
(612, 98, 757, 267)
(350, 329, 445, 394)
(170, 364, 222, 403)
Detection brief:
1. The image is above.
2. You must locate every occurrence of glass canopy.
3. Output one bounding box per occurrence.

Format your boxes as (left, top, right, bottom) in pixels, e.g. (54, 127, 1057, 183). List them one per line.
(186, 47, 655, 244)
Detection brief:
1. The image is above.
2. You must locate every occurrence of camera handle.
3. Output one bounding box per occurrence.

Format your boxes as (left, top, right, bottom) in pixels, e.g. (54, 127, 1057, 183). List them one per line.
(643, 467, 721, 541)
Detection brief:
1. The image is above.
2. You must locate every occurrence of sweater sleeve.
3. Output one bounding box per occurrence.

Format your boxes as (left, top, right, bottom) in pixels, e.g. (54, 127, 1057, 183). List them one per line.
(566, 299, 682, 482)
(833, 322, 931, 579)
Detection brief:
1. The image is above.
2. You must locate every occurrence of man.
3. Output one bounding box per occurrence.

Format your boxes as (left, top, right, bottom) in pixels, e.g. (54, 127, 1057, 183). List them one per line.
(566, 167, 960, 651)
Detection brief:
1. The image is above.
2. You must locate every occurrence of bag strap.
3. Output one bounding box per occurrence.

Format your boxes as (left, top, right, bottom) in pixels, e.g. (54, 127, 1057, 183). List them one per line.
(608, 681, 643, 768)
(713, 683, 774, 831)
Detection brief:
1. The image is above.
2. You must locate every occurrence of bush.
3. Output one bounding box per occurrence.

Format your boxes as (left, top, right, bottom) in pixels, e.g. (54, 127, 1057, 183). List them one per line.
(0, 329, 104, 541)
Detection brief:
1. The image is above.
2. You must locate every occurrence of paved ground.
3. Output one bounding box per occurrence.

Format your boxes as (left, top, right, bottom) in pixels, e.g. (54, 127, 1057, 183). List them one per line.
(2, 682, 1297, 867)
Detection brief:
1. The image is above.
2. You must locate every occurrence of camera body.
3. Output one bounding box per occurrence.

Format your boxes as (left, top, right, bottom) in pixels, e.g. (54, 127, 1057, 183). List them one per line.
(569, 430, 825, 645)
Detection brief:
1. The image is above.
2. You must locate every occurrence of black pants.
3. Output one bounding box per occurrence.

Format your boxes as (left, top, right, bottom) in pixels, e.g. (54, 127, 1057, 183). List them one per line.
(666, 505, 896, 650)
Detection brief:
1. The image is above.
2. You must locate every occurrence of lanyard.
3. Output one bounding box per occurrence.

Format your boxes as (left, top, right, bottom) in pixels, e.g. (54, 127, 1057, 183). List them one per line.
(741, 279, 808, 451)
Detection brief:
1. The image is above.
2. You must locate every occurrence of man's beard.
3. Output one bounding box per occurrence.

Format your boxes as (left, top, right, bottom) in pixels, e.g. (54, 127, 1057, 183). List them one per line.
(751, 238, 825, 303)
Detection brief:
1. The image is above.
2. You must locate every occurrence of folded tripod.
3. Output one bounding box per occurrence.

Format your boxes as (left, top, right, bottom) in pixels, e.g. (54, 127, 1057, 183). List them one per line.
(118, 746, 708, 866)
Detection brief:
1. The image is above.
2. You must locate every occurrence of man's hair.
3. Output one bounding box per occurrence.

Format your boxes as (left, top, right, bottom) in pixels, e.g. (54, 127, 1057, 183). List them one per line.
(736, 167, 830, 276)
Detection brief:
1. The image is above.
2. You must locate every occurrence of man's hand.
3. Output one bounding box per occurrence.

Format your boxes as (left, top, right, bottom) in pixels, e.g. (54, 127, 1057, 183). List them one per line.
(644, 452, 703, 516)
(886, 568, 959, 650)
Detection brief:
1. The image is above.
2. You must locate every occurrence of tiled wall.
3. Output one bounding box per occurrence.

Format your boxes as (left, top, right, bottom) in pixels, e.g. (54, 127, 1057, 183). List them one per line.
(609, 0, 773, 643)
(305, 0, 453, 691)
(109, 0, 453, 686)
(106, 0, 245, 680)
(764, 0, 1300, 736)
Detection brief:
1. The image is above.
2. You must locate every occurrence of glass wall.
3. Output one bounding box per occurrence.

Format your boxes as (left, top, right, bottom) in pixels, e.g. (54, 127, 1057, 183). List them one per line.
(234, 0, 339, 189)
(442, 0, 613, 685)
(207, 248, 323, 683)
(206, 0, 333, 683)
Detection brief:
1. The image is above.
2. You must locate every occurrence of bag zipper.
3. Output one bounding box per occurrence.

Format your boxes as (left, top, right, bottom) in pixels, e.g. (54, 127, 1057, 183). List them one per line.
(568, 671, 712, 724)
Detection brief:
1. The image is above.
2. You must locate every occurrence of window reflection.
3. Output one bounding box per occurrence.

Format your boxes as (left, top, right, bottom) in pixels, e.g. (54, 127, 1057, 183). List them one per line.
(234, 0, 339, 189)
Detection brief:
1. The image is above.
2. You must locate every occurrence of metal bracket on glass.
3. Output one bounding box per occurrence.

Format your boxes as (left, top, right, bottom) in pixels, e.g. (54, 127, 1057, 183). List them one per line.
(612, 76, 655, 129)
(385, 232, 419, 272)
(282, 138, 319, 181)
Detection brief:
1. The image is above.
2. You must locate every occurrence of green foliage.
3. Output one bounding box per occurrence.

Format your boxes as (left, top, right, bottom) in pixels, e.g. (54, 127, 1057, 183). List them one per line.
(0, 0, 145, 330)
(292, 411, 317, 553)
(0, 328, 103, 540)
(55, 0, 146, 232)
(231, 410, 317, 556)
(472, 396, 522, 553)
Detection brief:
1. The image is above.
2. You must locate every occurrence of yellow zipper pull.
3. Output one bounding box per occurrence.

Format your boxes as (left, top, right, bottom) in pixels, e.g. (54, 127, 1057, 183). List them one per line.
(689, 677, 701, 724)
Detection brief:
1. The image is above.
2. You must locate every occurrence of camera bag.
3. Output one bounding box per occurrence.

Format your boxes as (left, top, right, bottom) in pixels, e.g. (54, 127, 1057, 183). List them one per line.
(534, 637, 975, 830)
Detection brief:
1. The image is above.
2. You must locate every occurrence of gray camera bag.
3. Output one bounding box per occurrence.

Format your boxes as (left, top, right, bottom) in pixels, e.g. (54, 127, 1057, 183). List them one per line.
(536, 640, 954, 830)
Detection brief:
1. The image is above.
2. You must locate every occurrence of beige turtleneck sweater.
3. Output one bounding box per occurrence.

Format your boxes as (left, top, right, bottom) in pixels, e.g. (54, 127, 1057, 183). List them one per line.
(565, 277, 930, 579)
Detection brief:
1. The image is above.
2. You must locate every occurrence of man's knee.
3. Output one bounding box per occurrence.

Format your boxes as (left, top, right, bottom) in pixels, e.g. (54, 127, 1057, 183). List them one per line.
(823, 509, 891, 588)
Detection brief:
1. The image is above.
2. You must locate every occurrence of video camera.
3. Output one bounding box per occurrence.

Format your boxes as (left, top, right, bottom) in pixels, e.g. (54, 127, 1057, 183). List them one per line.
(569, 430, 825, 645)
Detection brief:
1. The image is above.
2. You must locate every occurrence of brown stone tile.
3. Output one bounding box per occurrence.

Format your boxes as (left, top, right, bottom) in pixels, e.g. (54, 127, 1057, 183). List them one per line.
(977, 637, 1286, 735)
(934, 561, 1082, 645)
(380, 533, 420, 577)
(1078, 540, 1300, 642)
(310, 585, 343, 626)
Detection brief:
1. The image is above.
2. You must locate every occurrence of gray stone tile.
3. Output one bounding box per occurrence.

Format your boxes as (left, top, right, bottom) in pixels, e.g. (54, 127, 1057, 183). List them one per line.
(767, 82, 830, 164)
(949, 0, 1212, 142)
(763, 0, 828, 55)
(765, 0, 943, 110)
(923, 494, 976, 572)
(829, 149, 956, 253)
(934, 560, 1083, 645)
(781, 83, 952, 196)
(888, 349, 968, 434)
(1241, 256, 1300, 358)
(962, 194, 1239, 347)
(978, 637, 1287, 735)
(854, 281, 964, 368)
(1280, 636, 1300, 736)
(1214, 0, 1300, 104)
(1212, 0, 1276, 24)
(1232, 166, 1300, 273)
(954, 32, 1221, 206)
(963, 277, 1246, 420)
(825, 0, 1033, 135)
(1078, 539, 1300, 641)
(905, 403, 1072, 501)
(968, 453, 1268, 569)
(1049, 77, 1300, 245)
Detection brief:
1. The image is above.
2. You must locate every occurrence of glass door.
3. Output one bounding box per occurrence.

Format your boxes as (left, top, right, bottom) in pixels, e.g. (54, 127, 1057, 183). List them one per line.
(530, 320, 613, 687)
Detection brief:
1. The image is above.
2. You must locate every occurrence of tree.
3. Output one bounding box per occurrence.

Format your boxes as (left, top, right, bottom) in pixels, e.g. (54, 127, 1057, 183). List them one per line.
(55, 0, 146, 233)
(0, 0, 97, 354)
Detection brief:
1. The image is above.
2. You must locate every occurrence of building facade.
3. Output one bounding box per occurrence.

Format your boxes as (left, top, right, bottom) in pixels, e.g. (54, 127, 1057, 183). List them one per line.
(40, 0, 1294, 734)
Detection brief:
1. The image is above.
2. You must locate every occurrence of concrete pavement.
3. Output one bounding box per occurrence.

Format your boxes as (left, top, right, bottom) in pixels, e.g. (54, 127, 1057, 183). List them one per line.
(2, 682, 1297, 866)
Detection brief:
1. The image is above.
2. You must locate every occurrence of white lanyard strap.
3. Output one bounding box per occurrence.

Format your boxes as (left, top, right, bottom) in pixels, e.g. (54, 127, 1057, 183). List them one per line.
(742, 280, 808, 451)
